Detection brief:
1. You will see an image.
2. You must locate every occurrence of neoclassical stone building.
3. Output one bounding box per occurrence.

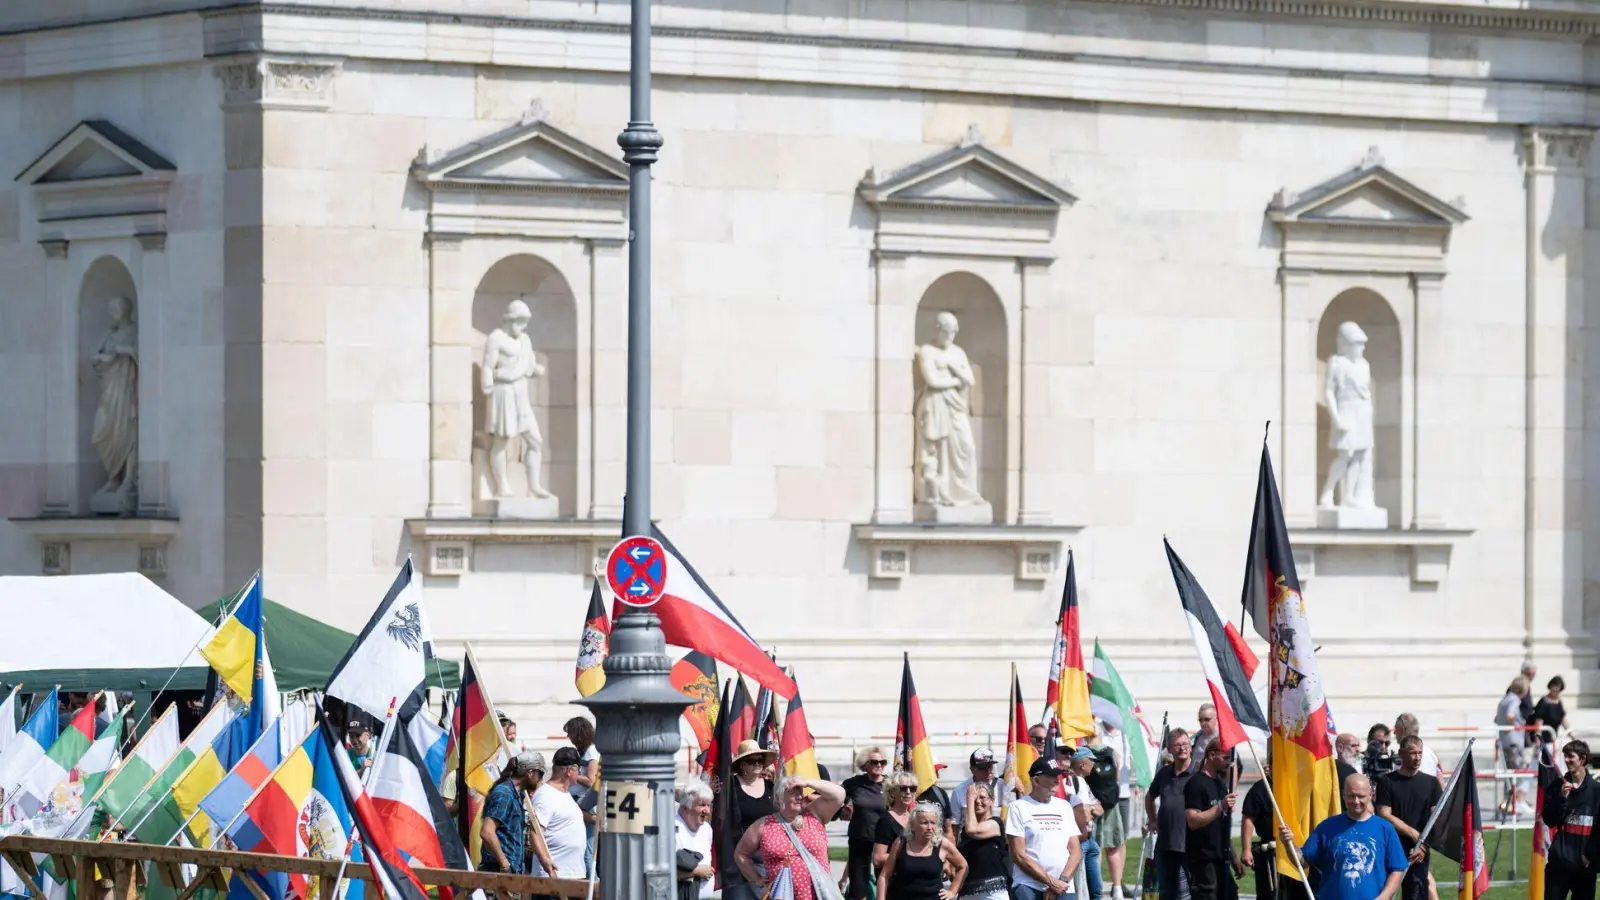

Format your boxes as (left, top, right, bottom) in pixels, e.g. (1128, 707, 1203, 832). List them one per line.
(1, 0, 1597, 742)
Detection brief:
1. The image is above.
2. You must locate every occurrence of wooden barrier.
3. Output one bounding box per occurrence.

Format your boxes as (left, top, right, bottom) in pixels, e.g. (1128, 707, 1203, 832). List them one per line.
(0, 836, 592, 900)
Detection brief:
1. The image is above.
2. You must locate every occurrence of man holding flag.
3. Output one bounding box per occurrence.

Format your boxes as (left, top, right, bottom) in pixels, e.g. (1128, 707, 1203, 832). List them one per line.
(1280, 774, 1407, 900)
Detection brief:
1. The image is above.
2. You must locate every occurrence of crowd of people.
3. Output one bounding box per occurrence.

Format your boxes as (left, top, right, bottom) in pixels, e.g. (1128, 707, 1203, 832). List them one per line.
(658, 662, 1587, 900)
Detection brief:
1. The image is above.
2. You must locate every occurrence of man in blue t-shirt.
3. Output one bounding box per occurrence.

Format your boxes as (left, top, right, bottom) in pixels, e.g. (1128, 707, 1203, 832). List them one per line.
(1281, 774, 1407, 900)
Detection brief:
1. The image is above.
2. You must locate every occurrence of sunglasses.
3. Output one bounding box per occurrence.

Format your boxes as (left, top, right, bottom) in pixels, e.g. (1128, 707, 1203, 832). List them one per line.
(865, 759, 888, 767)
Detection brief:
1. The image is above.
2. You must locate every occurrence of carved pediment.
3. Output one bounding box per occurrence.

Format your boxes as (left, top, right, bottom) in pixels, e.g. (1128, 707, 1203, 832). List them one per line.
(16, 120, 175, 187)
(1270, 152, 1467, 228)
(1268, 149, 1465, 275)
(860, 140, 1075, 212)
(414, 117, 628, 194)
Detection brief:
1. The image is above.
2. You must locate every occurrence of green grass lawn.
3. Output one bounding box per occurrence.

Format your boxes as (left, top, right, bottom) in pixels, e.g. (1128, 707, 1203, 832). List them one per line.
(831, 830, 1537, 900)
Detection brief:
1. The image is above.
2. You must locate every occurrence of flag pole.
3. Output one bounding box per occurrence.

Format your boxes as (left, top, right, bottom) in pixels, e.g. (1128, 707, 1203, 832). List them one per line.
(1241, 739, 1315, 900)
(332, 697, 401, 900)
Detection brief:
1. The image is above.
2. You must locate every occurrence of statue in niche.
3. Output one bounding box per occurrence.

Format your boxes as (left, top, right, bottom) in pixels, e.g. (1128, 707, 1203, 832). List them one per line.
(90, 295, 138, 514)
(481, 298, 555, 504)
(1318, 321, 1384, 527)
(914, 311, 992, 523)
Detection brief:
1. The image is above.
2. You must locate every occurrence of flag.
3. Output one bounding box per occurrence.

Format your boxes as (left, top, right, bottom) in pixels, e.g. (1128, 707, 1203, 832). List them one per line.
(1089, 642, 1157, 789)
(200, 576, 275, 740)
(448, 645, 510, 862)
(227, 727, 355, 900)
(97, 704, 180, 822)
(78, 712, 124, 802)
(123, 703, 234, 843)
(1045, 551, 1094, 741)
(196, 722, 285, 843)
(1165, 540, 1267, 752)
(575, 581, 611, 697)
(619, 527, 797, 699)
(361, 709, 471, 874)
(894, 654, 937, 794)
(405, 713, 449, 789)
(173, 712, 270, 842)
(0, 686, 19, 758)
(1006, 665, 1036, 796)
(327, 559, 436, 722)
(671, 651, 720, 757)
(779, 673, 819, 782)
(10, 694, 93, 816)
(709, 679, 737, 887)
(0, 688, 58, 799)
(727, 677, 756, 752)
(754, 681, 778, 750)
(1240, 447, 1340, 879)
(322, 712, 431, 900)
(1531, 743, 1552, 900)
(1425, 745, 1489, 900)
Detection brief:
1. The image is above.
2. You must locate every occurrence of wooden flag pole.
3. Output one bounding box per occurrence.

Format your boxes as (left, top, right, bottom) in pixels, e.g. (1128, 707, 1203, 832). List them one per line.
(1240, 739, 1316, 900)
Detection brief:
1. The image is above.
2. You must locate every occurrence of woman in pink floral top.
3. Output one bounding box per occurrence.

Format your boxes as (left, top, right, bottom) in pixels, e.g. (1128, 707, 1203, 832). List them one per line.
(734, 775, 847, 900)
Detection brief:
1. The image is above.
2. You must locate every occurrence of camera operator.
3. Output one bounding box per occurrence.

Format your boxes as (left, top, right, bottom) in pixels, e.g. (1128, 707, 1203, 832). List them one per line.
(1364, 724, 1397, 779)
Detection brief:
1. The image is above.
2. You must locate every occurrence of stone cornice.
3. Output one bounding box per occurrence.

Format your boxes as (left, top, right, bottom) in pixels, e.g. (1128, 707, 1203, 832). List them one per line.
(219, 0, 1600, 37)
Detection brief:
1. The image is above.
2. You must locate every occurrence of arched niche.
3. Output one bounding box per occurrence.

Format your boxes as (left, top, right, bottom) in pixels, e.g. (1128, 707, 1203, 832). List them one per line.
(469, 254, 578, 516)
(913, 272, 1008, 521)
(76, 255, 138, 512)
(1316, 288, 1402, 526)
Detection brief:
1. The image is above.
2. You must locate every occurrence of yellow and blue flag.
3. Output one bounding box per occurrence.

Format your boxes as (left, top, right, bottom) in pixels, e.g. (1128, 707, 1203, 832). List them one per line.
(200, 576, 270, 738)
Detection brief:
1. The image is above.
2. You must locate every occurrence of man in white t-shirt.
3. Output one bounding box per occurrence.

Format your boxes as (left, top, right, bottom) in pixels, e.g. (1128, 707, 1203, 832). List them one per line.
(532, 747, 590, 879)
(1007, 758, 1083, 900)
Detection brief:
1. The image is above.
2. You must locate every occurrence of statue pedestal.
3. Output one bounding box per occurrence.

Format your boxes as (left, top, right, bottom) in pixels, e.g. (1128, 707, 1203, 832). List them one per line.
(489, 495, 560, 519)
(914, 501, 994, 525)
(89, 489, 137, 516)
(1316, 505, 1388, 530)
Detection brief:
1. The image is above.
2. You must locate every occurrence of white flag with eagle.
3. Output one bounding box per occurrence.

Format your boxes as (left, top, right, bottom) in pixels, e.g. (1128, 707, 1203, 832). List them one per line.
(326, 557, 436, 722)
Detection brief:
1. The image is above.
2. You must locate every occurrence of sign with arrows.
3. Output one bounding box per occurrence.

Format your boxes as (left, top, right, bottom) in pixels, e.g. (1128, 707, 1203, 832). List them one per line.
(606, 535, 668, 608)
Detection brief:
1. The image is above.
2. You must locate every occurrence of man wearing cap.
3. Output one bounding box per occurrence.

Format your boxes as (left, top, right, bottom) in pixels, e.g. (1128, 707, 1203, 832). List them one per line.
(953, 749, 1012, 828)
(533, 747, 590, 880)
(482, 751, 557, 877)
(1008, 757, 1083, 900)
(346, 721, 373, 775)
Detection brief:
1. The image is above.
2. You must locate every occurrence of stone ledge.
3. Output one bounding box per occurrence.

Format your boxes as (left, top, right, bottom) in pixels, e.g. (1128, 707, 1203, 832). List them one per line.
(405, 517, 623, 576)
(1287, 527, 1473, 587)
(7, 516, 180, 578)
(851, 522, 1082, 582)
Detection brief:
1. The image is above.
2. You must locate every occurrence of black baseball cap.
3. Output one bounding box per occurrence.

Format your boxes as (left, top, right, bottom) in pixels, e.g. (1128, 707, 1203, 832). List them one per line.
(1028, 758, 1059, 779)
(553, 746, 583, 768)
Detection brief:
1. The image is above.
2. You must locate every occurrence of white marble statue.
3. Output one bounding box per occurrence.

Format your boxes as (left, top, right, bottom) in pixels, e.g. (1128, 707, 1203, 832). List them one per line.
(480, 298, 553, 500)
(90, 295, 138, 512)
(915, 311, 989, 516)
(1319, 320, 1376, 510)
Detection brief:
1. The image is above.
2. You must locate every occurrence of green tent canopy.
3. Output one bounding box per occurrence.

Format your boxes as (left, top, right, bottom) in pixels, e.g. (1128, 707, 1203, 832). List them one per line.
(195, 595, 460, 694)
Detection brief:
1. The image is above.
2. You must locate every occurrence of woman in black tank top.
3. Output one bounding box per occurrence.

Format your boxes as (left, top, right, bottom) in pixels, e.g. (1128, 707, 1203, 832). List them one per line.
(878, 801, 968, 900)
(956, 782, 1009, 900)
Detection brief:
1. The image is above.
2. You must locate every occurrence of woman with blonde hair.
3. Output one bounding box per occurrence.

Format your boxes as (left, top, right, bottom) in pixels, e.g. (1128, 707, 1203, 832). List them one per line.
(839, 745, 891, 899)
(877, 802, 968, 900)
(955, 784, 1008, 900)
(873, 772, 924, 870)
(734, 774, 847, 900)
(1496, 676, 1531, 815)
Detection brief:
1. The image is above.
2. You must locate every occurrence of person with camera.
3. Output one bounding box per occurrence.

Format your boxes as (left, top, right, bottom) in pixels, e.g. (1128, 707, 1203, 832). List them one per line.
(1540, 739, 1600, 900)
(1363, 725, 1396, 779)
(1375, 737, 1442, 900)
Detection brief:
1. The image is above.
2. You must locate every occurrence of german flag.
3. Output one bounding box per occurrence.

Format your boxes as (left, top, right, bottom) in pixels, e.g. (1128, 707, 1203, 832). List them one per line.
(779, 670, 820, 782)
(671, 650, 720, 757)
(728, 677, 757, 751)
(1427, 745, 1489, 900)
(1046, 550, 1094, 741)
(575, 581, 611, 697)
(447, 644, 510, 861)
(1005, 663, 1036, 796)
(894, 654, 938, 794)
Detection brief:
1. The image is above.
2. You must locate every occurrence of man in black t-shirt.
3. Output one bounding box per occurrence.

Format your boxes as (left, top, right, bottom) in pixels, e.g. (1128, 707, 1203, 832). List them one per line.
(1240, 768, 1277, 900)
(1147, 729, 1196, 900)
(1184, 741, 1241, 900)
(1376, 735, 1443, 900)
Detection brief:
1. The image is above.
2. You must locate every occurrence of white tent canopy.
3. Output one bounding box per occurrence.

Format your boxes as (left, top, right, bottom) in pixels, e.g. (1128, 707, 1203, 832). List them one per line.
(0, 573, 216, 691)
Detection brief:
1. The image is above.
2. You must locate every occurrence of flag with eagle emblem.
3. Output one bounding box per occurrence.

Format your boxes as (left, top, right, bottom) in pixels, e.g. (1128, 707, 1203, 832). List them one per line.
(327, 558, 437, 723)
(670, 651, 719, 756)
(576, 581, 611, 697)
